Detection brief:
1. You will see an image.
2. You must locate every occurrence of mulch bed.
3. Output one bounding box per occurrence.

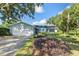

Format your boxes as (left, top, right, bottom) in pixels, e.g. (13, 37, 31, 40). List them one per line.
(28, 37, 70, 56)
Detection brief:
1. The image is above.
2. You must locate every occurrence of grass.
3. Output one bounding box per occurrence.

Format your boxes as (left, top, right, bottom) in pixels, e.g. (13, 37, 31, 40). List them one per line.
(15, 37, 35, 56)
(15, 31, 79, 56)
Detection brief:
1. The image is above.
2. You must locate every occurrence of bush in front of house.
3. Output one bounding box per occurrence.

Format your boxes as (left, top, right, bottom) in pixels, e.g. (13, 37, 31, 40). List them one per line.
(29, 37, 70, 56)
(0, 27, 12, 36)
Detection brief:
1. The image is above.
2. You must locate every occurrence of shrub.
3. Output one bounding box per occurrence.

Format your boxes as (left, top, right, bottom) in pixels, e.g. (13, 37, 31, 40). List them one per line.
(30, 37, 70, 56)
(0, 27, 12, 36)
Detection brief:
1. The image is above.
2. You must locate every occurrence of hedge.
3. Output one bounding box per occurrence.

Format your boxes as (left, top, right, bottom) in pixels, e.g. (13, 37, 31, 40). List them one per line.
(0, 28, 12, 36)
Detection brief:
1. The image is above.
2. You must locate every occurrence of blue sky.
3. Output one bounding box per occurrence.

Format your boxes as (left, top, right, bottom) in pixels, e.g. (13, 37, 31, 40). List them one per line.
(0, 3, 71, 25)
(22, 3, 71, 25)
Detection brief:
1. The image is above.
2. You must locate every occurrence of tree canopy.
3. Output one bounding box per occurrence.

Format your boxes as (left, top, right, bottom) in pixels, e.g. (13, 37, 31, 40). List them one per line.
(0, 3, 43, 21)
(47, 4, 79, 32)
(0, 3, 43, 27)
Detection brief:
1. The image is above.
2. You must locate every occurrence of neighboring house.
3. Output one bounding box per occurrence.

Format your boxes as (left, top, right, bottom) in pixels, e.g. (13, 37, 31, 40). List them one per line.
(34, 24, 57, 34)
(10, 22, 34, 36)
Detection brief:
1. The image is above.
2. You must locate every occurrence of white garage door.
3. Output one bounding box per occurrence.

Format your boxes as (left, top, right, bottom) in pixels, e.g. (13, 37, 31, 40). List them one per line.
(23, 29, 33, 36)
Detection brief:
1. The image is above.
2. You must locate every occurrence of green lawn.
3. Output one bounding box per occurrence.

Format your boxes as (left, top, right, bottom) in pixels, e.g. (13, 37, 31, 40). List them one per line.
(15, 37, 35, 56)
(15, 31, 79, 56)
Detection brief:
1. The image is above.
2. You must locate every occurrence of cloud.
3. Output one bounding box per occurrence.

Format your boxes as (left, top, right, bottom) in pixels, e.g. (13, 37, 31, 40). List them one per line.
(32, 18, 47, 25)
(35, 6, 44, 13)
(32, 21, 38, 25)
(66, 5, 71, 9)
(58, 10, 63, 15)
(40, 19, 47, 24)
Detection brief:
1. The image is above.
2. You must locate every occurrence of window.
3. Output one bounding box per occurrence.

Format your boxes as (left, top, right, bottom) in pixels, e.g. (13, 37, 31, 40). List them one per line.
(49, 29, 54, 32)
(40, 28, 46, 32)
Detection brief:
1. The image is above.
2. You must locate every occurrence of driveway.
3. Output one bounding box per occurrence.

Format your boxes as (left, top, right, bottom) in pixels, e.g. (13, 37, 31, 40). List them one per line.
(0, 36, 29, 56)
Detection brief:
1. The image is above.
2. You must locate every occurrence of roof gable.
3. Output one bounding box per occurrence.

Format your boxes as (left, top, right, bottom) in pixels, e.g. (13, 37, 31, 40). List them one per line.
(10, 21, 33, 28)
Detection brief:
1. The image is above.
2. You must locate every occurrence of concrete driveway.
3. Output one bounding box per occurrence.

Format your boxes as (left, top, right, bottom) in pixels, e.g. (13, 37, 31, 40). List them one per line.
(0, 36, 29, 56)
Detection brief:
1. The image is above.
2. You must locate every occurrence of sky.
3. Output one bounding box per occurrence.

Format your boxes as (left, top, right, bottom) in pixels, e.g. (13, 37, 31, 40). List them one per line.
(22, 3, 71, 25)
(0, 3, 71, 25)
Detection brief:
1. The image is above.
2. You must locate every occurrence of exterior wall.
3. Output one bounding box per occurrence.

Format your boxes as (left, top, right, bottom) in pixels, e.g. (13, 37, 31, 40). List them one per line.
(10, 23, 57, 36)
(40, 26, 56, 32)
(10, 23, 34, 36)
(34, 25, 57, 34)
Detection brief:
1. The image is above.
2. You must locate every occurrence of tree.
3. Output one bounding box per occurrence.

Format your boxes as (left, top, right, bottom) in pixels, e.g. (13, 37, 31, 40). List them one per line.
(47, 4, 79, 32)
(0, 3, 43, 21)
(0, 3, 43, 28)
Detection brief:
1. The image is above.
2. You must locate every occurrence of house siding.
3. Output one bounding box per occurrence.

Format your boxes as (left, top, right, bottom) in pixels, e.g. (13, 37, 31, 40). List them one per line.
(34, 25, 57, 34)
(10, 22, 34, 36)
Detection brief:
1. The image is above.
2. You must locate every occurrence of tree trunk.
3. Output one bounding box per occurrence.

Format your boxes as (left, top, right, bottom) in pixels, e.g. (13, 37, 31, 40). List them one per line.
(66, 13, 70, 33)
